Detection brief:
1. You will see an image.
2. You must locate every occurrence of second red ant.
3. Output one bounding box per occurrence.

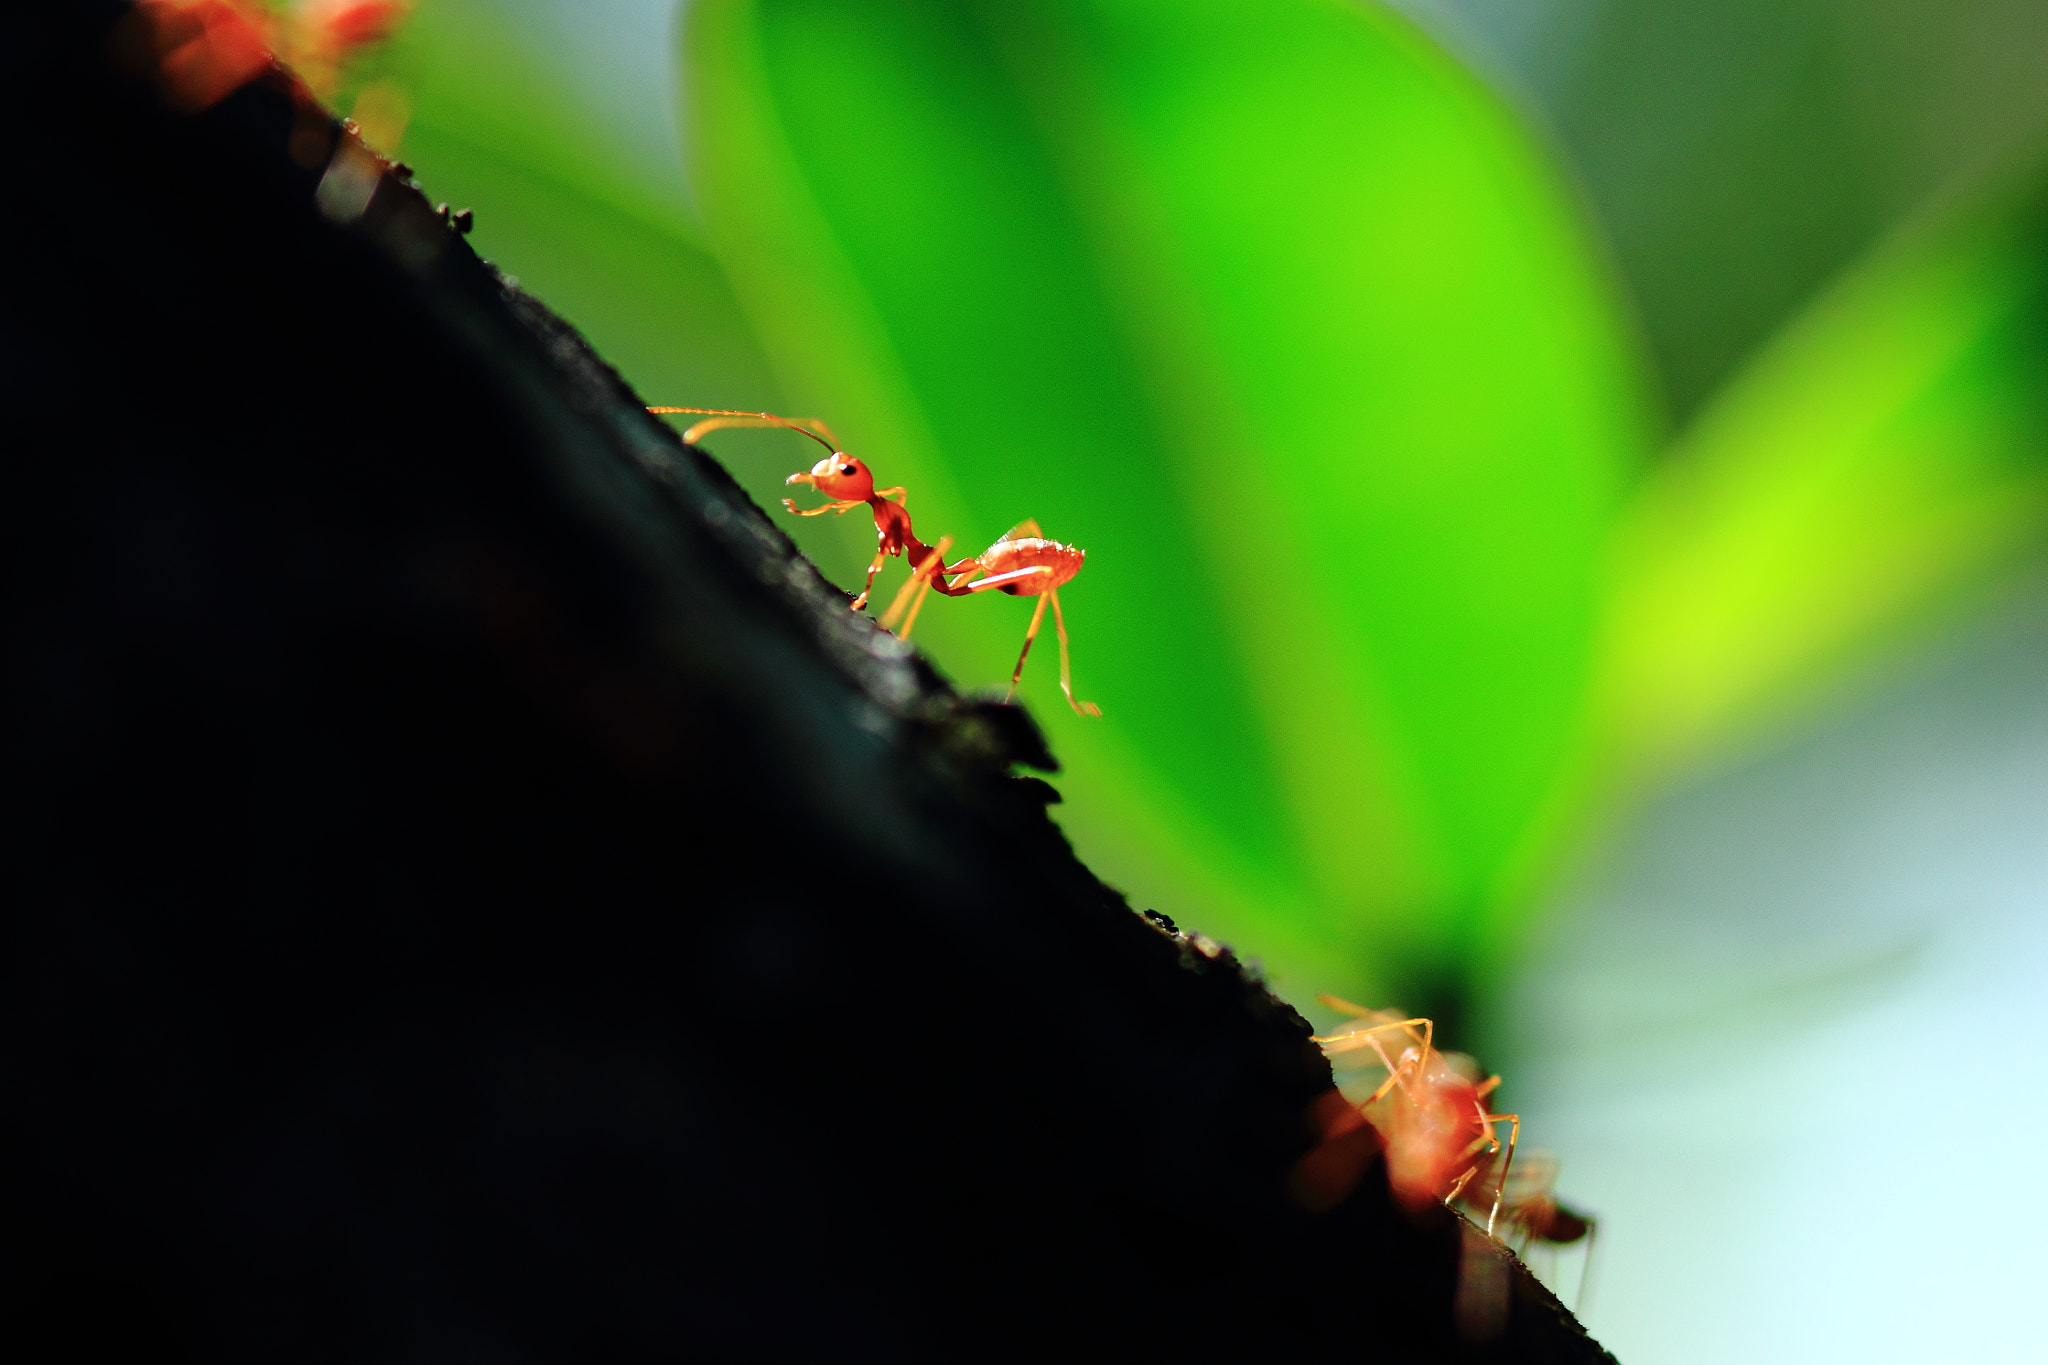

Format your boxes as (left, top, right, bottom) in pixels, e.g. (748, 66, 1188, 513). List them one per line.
(650, 407, 1100, 716)
(1293, 998, 1596, 1313)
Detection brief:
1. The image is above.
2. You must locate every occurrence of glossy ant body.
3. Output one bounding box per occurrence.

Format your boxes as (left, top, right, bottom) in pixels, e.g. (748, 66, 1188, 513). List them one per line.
(650, 407, 1099, 716)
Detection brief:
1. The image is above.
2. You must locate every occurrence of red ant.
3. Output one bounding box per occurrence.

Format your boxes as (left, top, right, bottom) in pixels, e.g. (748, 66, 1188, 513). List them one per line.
(1306, 998, 1594, 1243)
(1310, 1000, 1522, 1233)
(1292, 999, 1595, 1320)
(650, 407, 1100, 717)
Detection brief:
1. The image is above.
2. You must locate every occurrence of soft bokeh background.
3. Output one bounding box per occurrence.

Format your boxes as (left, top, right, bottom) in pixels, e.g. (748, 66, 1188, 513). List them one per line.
(337, 1, 2048, 1357)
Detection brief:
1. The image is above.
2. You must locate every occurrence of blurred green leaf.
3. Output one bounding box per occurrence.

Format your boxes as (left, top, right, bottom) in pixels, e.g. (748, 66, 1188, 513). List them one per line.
(1603, 172, 2048, 777)
(1394, 0, 2048, 424)
(687, 0, 1646, 1000)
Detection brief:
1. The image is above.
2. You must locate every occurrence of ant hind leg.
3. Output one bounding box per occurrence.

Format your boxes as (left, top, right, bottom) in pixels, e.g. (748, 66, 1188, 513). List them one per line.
(1047, 590, 1101, 716)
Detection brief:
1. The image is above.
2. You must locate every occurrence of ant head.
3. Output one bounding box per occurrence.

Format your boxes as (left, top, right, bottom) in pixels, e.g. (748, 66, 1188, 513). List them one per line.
(787, 452, 874, 501)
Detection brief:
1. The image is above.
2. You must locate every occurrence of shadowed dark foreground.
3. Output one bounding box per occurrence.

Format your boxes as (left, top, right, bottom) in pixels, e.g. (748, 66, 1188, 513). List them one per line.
(0, 6, 1615, 1360)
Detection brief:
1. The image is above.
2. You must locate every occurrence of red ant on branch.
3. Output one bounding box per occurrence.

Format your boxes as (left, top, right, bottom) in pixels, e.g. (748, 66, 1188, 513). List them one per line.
(650, 408, 1100, 717)
(1293, 998, 1595, 1312)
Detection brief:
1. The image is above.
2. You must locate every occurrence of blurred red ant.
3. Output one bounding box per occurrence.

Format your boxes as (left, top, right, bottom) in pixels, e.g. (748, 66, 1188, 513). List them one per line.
(1311, 999, 1521, 1233)
(1294, 998, 1595, 1320)
(651, 407, 1100, 717)
(1305, 998, 1594, 1245)
(124, 0, 407, 111)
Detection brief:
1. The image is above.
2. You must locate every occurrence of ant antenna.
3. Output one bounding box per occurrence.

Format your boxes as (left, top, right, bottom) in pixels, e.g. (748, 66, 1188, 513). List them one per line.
(647, 407, 839, 456)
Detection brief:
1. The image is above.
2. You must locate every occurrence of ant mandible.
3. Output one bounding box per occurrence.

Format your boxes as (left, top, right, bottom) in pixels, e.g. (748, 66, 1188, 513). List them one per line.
(649, 407, 1101, 717)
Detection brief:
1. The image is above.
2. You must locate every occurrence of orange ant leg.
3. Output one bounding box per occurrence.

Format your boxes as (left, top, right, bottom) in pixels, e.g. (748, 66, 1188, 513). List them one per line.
(1473, 1112, 1520, 1237)
(853, 528, 945, 614)
(1311, 1017, 1434, 1103)
(880, 538, 955, 634)
(879, 541, 948, 630)
(1317, 997, 1437, 1067)
(1007, 594, 1052, 702)
(780, 498, 865, 519)
(1311, 1017, 1435, 1069)
(1573, 1216, 1599, 1314)
(897, 556, 958, 639)
(850, 548, 892, 612)
(1362, 1034, 1421, 1104)
(1048, 590, 1101, 716)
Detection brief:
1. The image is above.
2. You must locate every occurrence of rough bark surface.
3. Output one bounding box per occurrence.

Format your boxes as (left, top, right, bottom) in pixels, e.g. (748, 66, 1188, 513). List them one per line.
(0, 6, 1617, 1360)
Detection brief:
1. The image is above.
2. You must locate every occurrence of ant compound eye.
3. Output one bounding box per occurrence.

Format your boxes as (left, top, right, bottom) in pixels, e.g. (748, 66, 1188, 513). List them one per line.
(840, 464, 858, 476)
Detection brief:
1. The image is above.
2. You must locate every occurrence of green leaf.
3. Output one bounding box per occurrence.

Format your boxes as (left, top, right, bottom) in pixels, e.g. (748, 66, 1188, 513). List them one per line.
(1406, 0, 2048, 424)
(687, 0, 1645, 1001)
(1604, 173, 2048, 778)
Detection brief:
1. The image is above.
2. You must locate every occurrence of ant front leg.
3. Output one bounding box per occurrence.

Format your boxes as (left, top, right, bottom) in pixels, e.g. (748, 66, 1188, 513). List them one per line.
(1310, 1016, 1434, 1105)
(1311, 1017, 1435, 1070)
(851, 546, 892, 612)
(780, 497, 864, 519)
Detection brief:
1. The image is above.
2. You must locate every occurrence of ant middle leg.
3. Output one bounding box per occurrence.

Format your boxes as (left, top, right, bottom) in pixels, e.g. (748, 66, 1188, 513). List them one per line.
(880, 538, 956, 635)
